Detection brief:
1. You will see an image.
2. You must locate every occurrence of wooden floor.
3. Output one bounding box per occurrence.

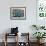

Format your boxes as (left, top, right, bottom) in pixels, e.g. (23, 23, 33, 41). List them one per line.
(0, 42, 46, 46)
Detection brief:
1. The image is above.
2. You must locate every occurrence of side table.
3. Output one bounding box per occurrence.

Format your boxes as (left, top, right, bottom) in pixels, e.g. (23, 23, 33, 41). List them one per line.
(4, 33, 18, 46)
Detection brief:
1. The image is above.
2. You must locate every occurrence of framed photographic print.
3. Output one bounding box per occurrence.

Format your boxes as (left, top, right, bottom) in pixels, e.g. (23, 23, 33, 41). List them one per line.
(10, 7, 26, 20)
(37, 0, 46, 18)
(36, 0, 46, 26)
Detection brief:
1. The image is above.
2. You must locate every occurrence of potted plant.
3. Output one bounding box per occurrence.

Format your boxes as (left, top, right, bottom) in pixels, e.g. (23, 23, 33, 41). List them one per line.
(33, 32, 46, 43)
(32, 25, 39, 30)
(40, 26, 45, 29)
(32, 24, 45, 30)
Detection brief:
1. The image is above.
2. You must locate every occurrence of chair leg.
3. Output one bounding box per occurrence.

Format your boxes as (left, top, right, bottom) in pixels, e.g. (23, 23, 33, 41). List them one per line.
(4, 41, 7, 46)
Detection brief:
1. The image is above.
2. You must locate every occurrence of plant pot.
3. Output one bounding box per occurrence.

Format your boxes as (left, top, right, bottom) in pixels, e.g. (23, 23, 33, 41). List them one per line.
(37, 39, 45, 44)
(40, 38, 45, 43)
(37, 39, 40, 43)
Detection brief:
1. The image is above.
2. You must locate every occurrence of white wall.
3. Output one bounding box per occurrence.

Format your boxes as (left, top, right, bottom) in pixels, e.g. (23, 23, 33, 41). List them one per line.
(0, 0, 36, 42)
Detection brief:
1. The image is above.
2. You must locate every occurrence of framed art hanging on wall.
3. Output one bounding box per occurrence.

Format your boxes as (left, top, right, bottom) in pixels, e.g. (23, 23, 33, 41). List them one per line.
(10, 7, 26, 20)
(36, 0, 46, 27)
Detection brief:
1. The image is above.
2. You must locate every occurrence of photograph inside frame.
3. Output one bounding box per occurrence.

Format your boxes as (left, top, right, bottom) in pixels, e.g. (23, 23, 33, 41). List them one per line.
(10, 7, 26, 20)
